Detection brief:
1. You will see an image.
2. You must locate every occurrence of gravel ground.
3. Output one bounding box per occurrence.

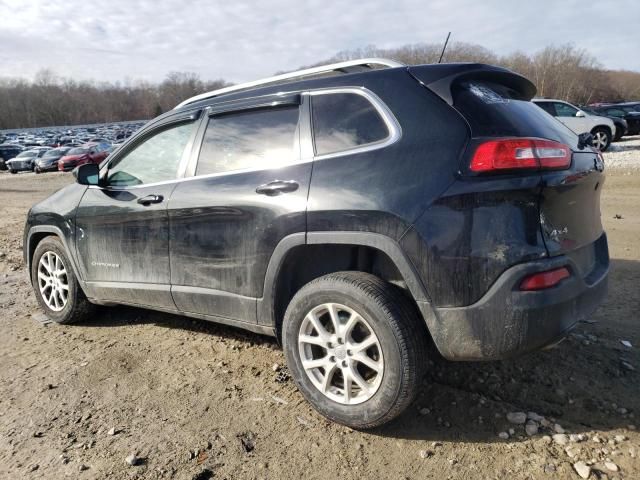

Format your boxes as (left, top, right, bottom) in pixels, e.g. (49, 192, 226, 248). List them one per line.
(604, 136, 640, 171)
(0, 155, 638, 479)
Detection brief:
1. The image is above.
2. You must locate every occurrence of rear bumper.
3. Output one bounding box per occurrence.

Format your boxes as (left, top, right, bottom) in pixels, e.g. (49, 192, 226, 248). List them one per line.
(420, 234, 609, 361)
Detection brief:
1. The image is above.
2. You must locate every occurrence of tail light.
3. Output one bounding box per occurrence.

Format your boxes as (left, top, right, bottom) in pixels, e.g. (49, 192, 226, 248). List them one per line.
(519, 267, 571, 291)
(470, 138, 571, 173)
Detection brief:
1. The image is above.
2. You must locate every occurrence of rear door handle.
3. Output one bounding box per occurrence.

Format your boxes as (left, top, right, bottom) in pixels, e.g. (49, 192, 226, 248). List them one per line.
(137, 194, 164, 206)
(255, 180, 299, 196)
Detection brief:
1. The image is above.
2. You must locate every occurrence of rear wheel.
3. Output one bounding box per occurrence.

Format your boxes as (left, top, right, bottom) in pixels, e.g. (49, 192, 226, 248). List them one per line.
(9, 169, 16, 174)
(591, 127, 611, 151)
(31, 237, 94, 324)
(282, 272, 428, 429)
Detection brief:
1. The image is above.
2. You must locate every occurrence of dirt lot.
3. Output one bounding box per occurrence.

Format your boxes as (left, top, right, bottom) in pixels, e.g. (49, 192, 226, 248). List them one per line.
(0, 149, 638, 479)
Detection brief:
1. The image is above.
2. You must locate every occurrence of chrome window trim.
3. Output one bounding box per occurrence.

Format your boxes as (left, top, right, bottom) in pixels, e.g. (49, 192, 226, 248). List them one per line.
(88, 87, 401, 190)
(307, 87, 402, 160)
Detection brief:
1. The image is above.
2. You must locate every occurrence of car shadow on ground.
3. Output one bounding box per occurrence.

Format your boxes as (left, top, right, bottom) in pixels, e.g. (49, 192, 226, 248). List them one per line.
(74, 259, 638, 443)
(611, 135, 640, 152)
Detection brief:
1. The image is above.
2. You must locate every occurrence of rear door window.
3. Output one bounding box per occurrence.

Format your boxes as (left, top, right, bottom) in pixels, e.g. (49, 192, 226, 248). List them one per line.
(311, 92, 390, 156)
(196, 106, 300, 176)
(536, 102, 557, 116)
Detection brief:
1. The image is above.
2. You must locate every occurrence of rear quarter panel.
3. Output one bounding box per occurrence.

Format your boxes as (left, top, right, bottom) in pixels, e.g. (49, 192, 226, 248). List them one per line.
(307, 72, 470, 241)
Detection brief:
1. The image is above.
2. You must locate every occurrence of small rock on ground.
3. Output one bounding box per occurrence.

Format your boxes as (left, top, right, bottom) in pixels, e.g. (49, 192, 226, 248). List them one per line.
(573, 461, 591, 479)
(506, 412, 527, 424)
(604, 461, 619, 472)
(552, 434, 568, 445)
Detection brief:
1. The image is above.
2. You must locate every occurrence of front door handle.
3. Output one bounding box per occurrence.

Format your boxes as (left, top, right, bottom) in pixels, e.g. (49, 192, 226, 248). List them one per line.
(255, 180, 299, 196)
(137, 194, 164, 206)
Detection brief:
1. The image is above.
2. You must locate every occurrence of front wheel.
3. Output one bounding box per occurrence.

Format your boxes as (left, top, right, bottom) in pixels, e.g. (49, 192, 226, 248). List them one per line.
(591, 127, 611, 151)
(9, 169, 16, 174)
(31, 236, 94, 324)
(282, 272, 428, 429)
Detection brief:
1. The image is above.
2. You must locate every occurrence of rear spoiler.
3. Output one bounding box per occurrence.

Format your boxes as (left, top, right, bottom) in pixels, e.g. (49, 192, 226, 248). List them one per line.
(407, 63, 536, 105)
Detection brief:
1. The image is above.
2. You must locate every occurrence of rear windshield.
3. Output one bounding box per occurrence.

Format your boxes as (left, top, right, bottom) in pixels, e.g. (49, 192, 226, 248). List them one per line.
(452, 81, 579, 149)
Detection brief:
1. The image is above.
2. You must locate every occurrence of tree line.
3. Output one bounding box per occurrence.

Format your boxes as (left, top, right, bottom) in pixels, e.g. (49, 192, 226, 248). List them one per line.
(1, 42, 638, 130)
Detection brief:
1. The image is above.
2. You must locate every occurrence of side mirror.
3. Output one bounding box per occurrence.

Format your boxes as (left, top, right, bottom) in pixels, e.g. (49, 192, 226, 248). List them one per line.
(73, 163, 100, 186)
(576, 110, 586, 117)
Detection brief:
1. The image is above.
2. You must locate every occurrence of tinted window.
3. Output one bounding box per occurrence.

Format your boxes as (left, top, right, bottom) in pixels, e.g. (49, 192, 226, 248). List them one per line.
(196, 107, 299, 176)
(452, 82, 578, 148)
(554, 102, 579, 117)
(108, 121, 194, 186)
(536, 102, 557, 116)
(311, 93, 389, 156)
(605, 108, 625, 117)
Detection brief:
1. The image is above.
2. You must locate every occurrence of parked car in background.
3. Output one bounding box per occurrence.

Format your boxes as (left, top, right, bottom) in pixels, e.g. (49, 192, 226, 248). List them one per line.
(580, 106, 628, 141)
(34, 147, 71, 173)
(6, 149, 47, 173)
(533, 99, 616, 151)
(610, 101, 640, 112)
(0, 143, 23, 170)
(589, 105, 640, 137)
(24, 59, 609, 429)
(57, 143, 110, 172)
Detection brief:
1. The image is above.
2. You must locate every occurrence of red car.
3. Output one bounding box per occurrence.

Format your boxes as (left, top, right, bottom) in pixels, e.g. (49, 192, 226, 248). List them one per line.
(58, 143, 110, 172)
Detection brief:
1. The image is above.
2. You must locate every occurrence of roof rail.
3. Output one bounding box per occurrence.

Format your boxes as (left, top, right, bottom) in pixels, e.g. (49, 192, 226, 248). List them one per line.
(174, 58, 405, 109)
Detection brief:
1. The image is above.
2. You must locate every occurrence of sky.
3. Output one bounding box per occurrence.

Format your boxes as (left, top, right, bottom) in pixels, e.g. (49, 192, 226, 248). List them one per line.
(0, 0, 638, 84)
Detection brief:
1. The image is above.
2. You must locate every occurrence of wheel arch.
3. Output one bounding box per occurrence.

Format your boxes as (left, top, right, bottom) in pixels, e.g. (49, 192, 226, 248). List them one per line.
(257, 231, 437, 339)
(26, 226, 84, 289)
(591, 124, 612, 136)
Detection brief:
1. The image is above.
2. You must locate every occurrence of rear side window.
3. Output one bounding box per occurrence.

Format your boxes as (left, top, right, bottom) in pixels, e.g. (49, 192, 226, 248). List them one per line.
(311, 93, 389, 156)
(452, 81, 578, 148)
(196, 107, 299, 176)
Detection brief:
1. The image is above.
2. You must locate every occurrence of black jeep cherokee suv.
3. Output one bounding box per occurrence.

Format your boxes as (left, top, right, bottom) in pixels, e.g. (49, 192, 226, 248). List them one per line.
(24, 59, 609, 428)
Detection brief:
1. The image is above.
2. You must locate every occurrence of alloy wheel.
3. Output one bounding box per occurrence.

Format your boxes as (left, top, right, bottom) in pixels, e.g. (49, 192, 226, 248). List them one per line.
(592, 131, 608, 151)
(298, 303, 384, 405)
(37, 251, 69, 311)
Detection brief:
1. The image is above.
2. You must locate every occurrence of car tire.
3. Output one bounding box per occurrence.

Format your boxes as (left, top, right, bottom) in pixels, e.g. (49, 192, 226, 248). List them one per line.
(31, 236, 94, 324)
(9, 169, 16, 174)
(282, 271, 428, 429)
(35, 167, 41, 174)
(0, 159, 6, 171)
(591, 127, 611, 151)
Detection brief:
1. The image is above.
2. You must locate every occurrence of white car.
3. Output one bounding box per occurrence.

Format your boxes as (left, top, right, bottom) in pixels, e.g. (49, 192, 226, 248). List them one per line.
(533, 99, 616, 151)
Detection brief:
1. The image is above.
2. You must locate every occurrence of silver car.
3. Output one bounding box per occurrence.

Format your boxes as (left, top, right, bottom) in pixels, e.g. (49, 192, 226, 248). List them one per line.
(6, 149, 47, 173)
